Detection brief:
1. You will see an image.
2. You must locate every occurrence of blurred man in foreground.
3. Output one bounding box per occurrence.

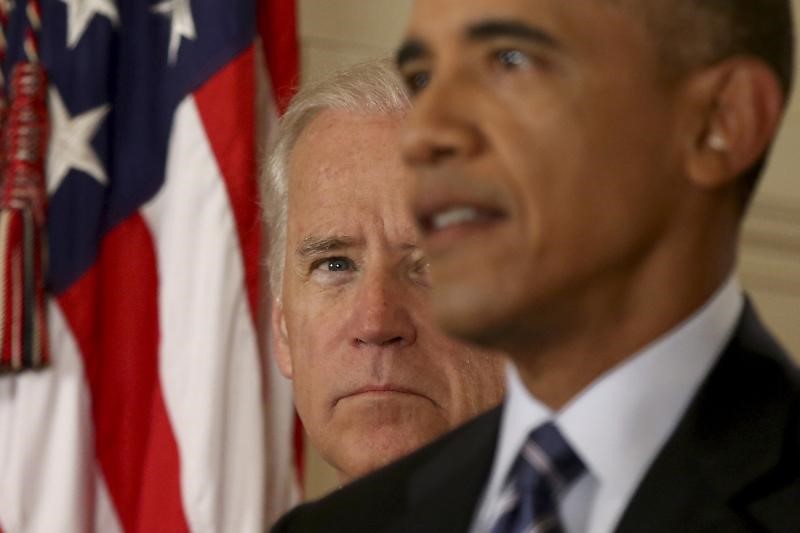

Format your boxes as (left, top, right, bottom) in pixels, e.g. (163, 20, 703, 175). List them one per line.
(273, 0, 799, 531)
(261, 60, 505, 486)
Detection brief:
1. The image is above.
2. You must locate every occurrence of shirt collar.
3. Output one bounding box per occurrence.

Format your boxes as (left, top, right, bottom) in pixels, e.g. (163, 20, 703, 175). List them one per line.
(482, 276, 743, 531)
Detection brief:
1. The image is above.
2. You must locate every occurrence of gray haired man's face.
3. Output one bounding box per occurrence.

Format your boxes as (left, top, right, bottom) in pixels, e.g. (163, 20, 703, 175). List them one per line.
(272, 109, 505, 481)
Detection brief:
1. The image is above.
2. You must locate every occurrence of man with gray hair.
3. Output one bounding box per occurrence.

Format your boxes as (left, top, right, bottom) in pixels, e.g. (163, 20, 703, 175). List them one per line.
(262, 60, 505, 485)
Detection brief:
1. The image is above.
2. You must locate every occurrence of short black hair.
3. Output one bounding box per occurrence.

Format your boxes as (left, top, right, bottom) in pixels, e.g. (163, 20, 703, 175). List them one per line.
(626, 0, 794, 202)
(629, 0, 795, 98)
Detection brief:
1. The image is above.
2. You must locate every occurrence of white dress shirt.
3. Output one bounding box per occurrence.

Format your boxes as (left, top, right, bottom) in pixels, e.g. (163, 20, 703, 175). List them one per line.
(471, 277, 744, 533)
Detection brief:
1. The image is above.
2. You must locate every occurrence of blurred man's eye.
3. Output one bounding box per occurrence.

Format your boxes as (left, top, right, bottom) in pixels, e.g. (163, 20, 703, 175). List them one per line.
(494, 48, 532, 70)
(403, 69, 430, 95)
(492, 48, 534, 70)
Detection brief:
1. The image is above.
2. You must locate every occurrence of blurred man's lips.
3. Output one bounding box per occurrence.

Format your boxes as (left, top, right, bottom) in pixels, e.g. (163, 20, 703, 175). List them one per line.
(418, 204, 506, 246)
(431, 207, 484, 230)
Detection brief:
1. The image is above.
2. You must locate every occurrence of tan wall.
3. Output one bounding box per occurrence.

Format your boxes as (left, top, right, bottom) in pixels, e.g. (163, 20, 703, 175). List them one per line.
(296, 0, 800, 499)
(298, 0, 413, 83)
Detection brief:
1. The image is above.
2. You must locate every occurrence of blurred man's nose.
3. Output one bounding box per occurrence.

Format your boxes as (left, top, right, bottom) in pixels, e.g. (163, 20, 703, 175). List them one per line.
(401, 69, 483, 167)
(351, 270, 417, 349)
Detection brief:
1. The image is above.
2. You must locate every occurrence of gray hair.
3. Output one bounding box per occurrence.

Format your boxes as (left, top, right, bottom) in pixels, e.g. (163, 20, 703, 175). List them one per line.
(261, 59, 411, 298)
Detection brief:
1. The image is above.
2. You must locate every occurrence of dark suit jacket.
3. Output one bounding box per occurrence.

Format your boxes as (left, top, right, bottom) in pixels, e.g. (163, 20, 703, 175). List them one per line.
(272, 304, 800, 532)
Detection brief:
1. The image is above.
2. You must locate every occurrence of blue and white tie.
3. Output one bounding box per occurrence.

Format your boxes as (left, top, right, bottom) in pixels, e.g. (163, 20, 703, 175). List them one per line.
(490, 422, 585, 533)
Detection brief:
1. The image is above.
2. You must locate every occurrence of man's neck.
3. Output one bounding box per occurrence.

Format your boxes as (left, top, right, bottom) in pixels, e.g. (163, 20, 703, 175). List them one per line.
(510, 263, 735, 410)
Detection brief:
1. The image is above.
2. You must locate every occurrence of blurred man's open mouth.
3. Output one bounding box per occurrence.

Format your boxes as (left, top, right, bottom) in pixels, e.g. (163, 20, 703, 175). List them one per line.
(417, 204, 507, 251)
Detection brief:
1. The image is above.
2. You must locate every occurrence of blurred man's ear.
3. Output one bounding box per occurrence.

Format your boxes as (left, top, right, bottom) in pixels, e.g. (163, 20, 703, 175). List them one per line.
(683, 57, 784, 190)
(271, 298, 294, 379)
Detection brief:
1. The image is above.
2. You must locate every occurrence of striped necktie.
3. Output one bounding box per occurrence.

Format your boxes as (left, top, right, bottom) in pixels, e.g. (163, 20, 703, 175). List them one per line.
(489, 422, 585, 533)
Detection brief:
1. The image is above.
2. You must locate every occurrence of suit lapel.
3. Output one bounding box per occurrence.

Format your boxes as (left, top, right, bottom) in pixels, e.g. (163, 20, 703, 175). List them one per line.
(391, 406, 502, 533)
(615, 303, 799, 532)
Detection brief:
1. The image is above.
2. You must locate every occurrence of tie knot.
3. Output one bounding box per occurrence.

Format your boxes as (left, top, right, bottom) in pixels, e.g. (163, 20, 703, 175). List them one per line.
(514, 421, 584, 494)
(490, 422, 585, 533)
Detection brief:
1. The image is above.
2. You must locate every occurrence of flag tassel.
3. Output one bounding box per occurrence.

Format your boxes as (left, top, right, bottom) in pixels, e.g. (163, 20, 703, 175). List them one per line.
(0, 62, 49, 373)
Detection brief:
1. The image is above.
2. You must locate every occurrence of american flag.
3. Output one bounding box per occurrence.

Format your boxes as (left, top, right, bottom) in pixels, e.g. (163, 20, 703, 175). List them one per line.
(0, 0, 300, 531)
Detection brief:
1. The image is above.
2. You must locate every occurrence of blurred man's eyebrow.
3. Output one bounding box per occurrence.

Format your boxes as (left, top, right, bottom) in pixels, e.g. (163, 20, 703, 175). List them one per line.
(296, 236, 358, 258)
(467, 19, 561, 48)
(396, 20, 560, 70)
(396, 39, 428, 69)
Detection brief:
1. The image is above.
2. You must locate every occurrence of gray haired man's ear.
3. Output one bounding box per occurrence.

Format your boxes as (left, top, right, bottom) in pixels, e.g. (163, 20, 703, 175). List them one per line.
(271, 296, 294, 379)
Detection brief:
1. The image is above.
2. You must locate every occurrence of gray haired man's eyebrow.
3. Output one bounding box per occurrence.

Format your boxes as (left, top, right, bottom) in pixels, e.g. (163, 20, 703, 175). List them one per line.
(296, 236, 359, 259)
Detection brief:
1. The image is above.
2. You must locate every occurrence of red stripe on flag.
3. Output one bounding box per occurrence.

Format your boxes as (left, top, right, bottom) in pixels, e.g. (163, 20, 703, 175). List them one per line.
(57, 214, 189, 533)
(194, 46, 261, 332)
(258, 0, 299, 114)
(195, 44, 309, 492)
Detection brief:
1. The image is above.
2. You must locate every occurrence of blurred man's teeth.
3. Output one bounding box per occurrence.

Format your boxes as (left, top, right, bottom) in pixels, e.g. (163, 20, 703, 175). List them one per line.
(431, 207, 480, 230)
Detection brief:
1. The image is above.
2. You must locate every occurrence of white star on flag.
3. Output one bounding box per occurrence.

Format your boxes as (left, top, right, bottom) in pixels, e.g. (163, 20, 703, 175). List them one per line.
(59, 0, 119, 49)
(47, 87, 111, 195)
(151, 0, 196, 65)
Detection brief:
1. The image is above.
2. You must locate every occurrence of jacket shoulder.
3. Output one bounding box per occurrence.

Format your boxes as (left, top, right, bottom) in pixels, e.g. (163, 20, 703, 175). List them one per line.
(616, 302, 800, 532)
(271, 406, 502, 533)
